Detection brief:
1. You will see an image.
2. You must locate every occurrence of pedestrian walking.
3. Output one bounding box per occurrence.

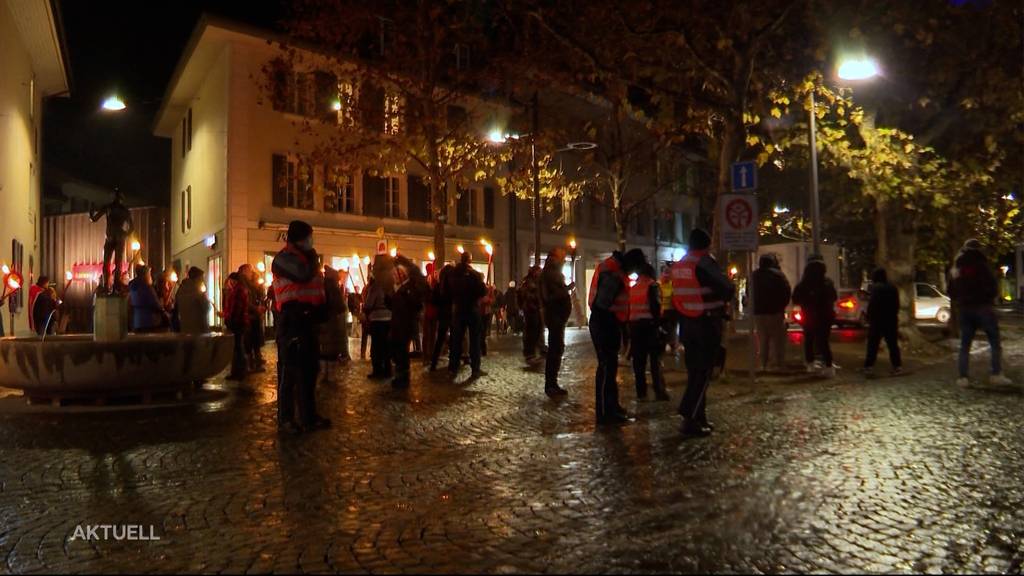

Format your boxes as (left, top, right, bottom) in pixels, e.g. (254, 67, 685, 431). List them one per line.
(752, 253, 791, 370)
(389, 256, 429, 388)
(520, 266, 543, 361)
(223, 271, 251, 381)
(363, 265, 394, 380)
(863, 267, 902, 377)
(950, 239, 1012, 387)
(629, 260, 668, 401)
(588, 249, 635, 425)
(319, 266, 347, 384)
(540, 247, 573, 396)
(271, 220, 330, 434)
(448, 251, 487, 377)
(671, 229, 734, 436)
(429, 263, 454, 371)
(480, 282, 495, 356)
(792, 257, 838, 377)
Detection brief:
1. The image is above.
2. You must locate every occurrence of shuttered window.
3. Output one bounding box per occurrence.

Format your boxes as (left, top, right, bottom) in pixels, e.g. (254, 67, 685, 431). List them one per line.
(407, 175, 431, 222)
(484, 186, 495, 228)
(362, 174, 386, 217)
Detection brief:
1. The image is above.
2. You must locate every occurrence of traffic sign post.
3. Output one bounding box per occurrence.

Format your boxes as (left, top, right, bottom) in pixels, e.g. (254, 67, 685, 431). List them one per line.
(726, 160, 760, 380)
(731, 160, 757, 192)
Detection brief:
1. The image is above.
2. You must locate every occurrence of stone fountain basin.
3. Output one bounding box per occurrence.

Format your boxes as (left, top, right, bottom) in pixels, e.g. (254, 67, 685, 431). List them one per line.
(0, 333, 232, 395)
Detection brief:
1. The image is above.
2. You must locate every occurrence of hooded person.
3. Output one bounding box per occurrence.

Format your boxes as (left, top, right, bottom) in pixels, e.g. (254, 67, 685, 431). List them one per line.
(271, 220, 330, 434)
(540, 246, 574, 396)
(588, 249, 633, 425)
(792, 257, 838, 376)
(670, 228, 735, 436)
(949, 239, 1011, 387)
(753, 253, 792, 370)
(863, 267, 902, 377)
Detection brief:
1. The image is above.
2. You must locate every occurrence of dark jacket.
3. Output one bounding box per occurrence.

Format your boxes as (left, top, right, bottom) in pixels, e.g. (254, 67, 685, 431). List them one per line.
(792, 261, 837, 325)
(176, 277, 211, 334)
(519, 272, 541, 314)
(949, 248, 997, 309)
(540, 261, 572, 325)
(31, 289, 57, 335)
(390, 257, 429, 341)
(129, 278, 165, 331)
(752, 256, 791, 315)
(866, 270, 900, 328)
(449, 263, 486, 315)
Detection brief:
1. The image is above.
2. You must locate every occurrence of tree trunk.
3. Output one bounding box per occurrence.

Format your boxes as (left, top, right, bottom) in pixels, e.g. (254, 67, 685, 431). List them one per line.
(710, 114, 744, 252)
(876, 197, 932, 351)
(431, 174, 446, 264)
(612, 183, 626, 252)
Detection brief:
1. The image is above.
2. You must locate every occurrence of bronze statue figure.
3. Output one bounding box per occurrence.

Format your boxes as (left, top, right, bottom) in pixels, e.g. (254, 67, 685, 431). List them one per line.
(89, 188, 134, 293)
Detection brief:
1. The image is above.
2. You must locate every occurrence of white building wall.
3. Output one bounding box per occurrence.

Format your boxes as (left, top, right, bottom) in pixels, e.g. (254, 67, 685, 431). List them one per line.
(0, 0, 45, 335)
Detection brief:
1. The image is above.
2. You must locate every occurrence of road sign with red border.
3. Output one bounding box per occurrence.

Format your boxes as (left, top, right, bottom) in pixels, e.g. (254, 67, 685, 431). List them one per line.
(720, 194, 758, 251)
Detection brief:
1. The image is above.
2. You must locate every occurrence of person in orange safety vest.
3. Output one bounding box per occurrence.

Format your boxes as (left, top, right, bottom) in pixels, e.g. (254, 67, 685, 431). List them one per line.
(272, 219, 329, 435)
(669, 228, 734, 437)
(588, 249, 641, 425)
(628, 259, 668, 401)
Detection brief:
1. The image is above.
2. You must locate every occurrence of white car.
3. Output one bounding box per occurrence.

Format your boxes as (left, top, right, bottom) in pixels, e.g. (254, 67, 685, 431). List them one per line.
(915, 282, 951, 324)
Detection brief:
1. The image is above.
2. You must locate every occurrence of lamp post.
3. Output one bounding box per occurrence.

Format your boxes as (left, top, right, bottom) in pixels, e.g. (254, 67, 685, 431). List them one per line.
(808, 56, 879, 256)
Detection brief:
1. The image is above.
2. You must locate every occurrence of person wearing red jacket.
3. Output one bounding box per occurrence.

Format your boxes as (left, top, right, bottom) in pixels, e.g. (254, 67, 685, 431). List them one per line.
(223, 272, 250, 381)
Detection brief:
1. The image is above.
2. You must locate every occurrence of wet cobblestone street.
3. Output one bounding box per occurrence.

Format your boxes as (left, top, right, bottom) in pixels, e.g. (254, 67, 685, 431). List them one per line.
(2, 326, 1024, 574)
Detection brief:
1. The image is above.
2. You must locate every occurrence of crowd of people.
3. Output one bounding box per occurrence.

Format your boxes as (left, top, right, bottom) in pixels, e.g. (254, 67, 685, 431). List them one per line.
(22, 218, 1013, 437)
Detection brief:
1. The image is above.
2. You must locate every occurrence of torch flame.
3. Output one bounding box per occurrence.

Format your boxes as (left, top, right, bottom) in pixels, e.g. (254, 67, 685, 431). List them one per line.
(456, 244, 465, 254)
(389, 248, 397, 258)
(428, 251, 436, 261)
(569, 238, 576, 250)
(484, 244, 493, 256)
(65, 270, 73, 281)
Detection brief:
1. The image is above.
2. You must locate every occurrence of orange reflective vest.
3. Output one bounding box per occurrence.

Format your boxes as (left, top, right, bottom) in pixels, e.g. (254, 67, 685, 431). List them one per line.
(628, 276, 655, 322)
(588, 256, 629, 323)
(670, 250, 724, 318)
(272, 245, 326, 312)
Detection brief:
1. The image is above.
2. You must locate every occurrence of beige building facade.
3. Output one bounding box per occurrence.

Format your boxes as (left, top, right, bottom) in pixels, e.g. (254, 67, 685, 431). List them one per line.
(0, 0, 69, 335)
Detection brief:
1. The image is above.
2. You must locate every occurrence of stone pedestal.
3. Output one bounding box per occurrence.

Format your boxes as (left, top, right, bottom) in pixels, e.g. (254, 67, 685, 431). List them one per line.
(93, 293, 128, 342)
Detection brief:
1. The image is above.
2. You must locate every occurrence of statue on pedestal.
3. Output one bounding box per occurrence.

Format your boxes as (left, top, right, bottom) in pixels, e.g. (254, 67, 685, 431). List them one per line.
(89, 188, 134, 295)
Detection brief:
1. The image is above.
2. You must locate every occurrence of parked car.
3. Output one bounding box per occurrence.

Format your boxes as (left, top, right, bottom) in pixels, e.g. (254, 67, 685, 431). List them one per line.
(914, 282, 951, 324)
(788, 288, 867, 328)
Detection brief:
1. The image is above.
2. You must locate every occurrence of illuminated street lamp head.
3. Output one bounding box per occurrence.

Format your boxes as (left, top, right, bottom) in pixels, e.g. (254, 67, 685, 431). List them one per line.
(130, 239, 141, 251)
(487, 129, 507, 144)
(837, 57, 879, 81)
(102, 95, 126, 111)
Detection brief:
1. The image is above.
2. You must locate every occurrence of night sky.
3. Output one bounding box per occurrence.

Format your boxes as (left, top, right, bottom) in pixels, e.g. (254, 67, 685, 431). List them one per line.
(42, 0, 285, 210)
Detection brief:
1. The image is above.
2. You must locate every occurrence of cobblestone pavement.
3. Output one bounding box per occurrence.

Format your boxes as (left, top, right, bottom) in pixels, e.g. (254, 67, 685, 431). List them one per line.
(2, 324, 1024, 574)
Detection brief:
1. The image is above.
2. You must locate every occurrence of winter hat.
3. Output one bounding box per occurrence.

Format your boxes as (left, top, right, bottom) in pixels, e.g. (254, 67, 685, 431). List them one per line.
(286, 220, 313, 243)
(963, 238, 982, 251)
(689, 228, 711, 250)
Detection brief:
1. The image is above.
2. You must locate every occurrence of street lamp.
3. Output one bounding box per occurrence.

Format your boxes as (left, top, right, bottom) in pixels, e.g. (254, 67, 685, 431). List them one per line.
(101, 95, 126, 112)
(808, 55, 879, 256)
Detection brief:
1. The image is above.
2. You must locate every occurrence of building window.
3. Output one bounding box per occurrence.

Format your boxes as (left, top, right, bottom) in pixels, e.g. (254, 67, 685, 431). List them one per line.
(181, 119, 186, 158)
(336, 81, 356, 127)
(407, 175, 432, 222)
(272, 154, 315, 210)
(180, 190, 186, 233)
(379, 17, 394, 56)
(28, 78, 34, 121)
(325, 167, 355, 214)
(457, 186, 478, 226)
(187, 108, 193, 151)
(385, 176, 399, 218)
(186, 185, 192, 230)
(384, 92, 403, 135)
(274, 72, 316, 117)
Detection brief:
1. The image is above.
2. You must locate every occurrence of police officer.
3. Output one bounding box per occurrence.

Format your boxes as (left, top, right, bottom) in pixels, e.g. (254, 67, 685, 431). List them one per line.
(272, 220, 330, 435)
(588, 249, 634, 425)
(670, 228, 734, 437)
(629, 259, 669, 401)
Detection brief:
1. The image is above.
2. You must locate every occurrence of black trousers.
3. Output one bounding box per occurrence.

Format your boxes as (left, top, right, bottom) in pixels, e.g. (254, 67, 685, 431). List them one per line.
(391, 336, 411, 386)
(803, 320, 833, 366)
(630, 320, 664, 396)
(430, 310, 451, 368)
(450, 310, 482, 372)
(523, 310, 542, 357)
(678, 315, 722, 422)
(276, 309, 320, 426)
(370, 320, 392, 377)
(865, 322, 902, 369)
(544, 314, 567, 389)
(589, 310, 622, 419)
